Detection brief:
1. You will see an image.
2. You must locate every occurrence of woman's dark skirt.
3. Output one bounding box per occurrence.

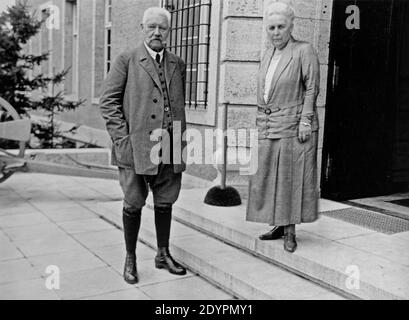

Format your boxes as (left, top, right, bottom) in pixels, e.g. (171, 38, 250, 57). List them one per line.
(246, 133, 319, 226)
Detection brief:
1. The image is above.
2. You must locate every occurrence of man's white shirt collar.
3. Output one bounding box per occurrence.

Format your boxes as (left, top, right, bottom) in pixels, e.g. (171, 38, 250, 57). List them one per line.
(144, 42, 164, 63)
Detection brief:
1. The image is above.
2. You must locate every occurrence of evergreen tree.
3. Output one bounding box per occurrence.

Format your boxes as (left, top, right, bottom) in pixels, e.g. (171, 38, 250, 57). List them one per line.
(0, 1, 84, 148)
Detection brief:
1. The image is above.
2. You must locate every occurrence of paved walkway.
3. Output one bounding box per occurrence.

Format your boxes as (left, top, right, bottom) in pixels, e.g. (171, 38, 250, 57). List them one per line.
(1, 172, 408, 300)
(0, 173, 234, 300)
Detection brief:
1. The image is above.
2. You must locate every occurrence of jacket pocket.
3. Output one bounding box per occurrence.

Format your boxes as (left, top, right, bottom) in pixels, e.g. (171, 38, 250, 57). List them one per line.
(113, 135, 134, 168)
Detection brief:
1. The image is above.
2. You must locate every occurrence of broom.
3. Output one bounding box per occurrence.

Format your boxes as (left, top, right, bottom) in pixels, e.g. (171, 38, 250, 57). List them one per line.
(204, 102, 242, 207)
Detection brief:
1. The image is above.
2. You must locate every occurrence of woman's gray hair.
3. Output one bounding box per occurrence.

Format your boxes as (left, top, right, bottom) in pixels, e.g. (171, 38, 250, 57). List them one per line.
(142, 7, 172, 26)
(264, 1, 295, 22)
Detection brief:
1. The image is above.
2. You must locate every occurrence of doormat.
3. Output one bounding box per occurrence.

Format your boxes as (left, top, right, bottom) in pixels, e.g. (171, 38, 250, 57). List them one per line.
(389, 198, 409, 208)
(322, 207, 409, 234)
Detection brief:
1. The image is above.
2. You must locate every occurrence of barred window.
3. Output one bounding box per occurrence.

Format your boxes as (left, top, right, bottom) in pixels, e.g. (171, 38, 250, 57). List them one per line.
(66, 0, 79, 95)
(161, 0, 211, 110)
(104, 0, 112, 75)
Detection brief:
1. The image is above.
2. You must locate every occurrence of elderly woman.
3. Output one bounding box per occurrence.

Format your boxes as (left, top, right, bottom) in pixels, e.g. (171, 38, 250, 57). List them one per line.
(246, 2, 320, 253)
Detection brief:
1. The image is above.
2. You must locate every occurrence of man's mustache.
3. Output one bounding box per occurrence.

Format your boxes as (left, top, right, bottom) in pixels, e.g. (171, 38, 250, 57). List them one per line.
(151, 38, 166, 44)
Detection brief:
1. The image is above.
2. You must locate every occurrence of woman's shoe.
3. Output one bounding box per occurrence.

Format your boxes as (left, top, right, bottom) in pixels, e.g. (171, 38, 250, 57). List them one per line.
(259, 226, 284, 240)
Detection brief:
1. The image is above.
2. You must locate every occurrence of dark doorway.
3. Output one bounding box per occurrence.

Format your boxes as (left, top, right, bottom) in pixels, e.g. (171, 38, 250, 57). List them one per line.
(321, 0, 409, 201)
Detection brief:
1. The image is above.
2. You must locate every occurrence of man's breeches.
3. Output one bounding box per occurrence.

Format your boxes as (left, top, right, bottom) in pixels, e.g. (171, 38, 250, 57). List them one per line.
(118, 163, 182, 210)
(119, 163, 182, 250)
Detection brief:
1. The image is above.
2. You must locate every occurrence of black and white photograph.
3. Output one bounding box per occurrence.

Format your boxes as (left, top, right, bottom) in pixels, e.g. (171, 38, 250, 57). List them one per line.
(0, 0, 408, 306)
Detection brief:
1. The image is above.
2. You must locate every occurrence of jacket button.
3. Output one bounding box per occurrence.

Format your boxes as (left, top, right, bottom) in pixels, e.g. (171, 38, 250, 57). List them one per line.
(151, 115, 156, 119)
(164, 107, 169, 112)
(153, 99, 158, 103)
(265, 109, 272, 115)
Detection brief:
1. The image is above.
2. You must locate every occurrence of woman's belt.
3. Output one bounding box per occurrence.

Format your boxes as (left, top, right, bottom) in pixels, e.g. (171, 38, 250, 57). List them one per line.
(257, 99, 304, 114)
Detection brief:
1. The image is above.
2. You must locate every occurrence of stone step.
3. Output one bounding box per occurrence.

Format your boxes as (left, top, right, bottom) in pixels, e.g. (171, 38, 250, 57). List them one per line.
(88, 199, 344, 299)
(144, 189, 409, 300)
(138, 207, 345, 300)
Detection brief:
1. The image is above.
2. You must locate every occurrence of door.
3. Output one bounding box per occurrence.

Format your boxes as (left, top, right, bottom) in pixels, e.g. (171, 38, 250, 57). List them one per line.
(393, 2, 409, 184)
(321, 0, 409, 200)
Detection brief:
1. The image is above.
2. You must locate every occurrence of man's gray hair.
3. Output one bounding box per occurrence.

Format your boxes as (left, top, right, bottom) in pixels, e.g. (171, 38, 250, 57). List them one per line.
(142, 7, 172, 26)
(265, 1, 295, 22)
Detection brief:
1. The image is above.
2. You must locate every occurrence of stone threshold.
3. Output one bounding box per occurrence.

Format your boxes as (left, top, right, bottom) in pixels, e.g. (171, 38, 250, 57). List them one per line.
(348, 194, 409, 221)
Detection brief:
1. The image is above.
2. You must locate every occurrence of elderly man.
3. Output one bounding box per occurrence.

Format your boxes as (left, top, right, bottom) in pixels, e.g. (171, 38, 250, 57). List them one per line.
(99, 7, 187, 284)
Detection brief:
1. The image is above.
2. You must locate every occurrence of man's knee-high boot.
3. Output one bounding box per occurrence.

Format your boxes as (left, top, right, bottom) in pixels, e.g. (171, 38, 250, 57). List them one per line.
(122, 207, 141, 284)
(154, 205, 186, 275)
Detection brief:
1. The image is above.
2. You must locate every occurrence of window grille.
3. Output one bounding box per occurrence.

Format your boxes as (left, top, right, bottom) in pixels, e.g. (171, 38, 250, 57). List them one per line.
(161, 0, 211, 109)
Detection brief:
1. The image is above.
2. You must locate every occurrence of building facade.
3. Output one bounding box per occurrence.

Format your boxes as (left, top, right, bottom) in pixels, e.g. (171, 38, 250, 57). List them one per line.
(25, 0, 409, 201)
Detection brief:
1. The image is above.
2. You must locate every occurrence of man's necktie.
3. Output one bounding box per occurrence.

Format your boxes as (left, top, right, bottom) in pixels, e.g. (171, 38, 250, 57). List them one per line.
(155, 53, 161, 64)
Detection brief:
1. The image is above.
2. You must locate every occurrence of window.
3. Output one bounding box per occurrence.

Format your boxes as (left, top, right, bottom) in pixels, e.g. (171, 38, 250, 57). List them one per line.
(161, 0, 211, 110)
(41, 7, 55, 94)
(92, 0, 107, 100)
(72, 0, 79, 94)
(104, 0, 112, 76)
(41, 8, 50, 77)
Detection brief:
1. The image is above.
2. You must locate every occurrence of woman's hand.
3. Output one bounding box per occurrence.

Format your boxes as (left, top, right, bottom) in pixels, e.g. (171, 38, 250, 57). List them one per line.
(298, 122, 312, 143)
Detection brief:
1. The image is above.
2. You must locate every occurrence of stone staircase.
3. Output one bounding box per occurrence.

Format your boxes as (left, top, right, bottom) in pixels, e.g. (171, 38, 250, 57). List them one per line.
(90, 184, 409, 300)
(139, 206, 345, 300)
(145, 189, 408, 300)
